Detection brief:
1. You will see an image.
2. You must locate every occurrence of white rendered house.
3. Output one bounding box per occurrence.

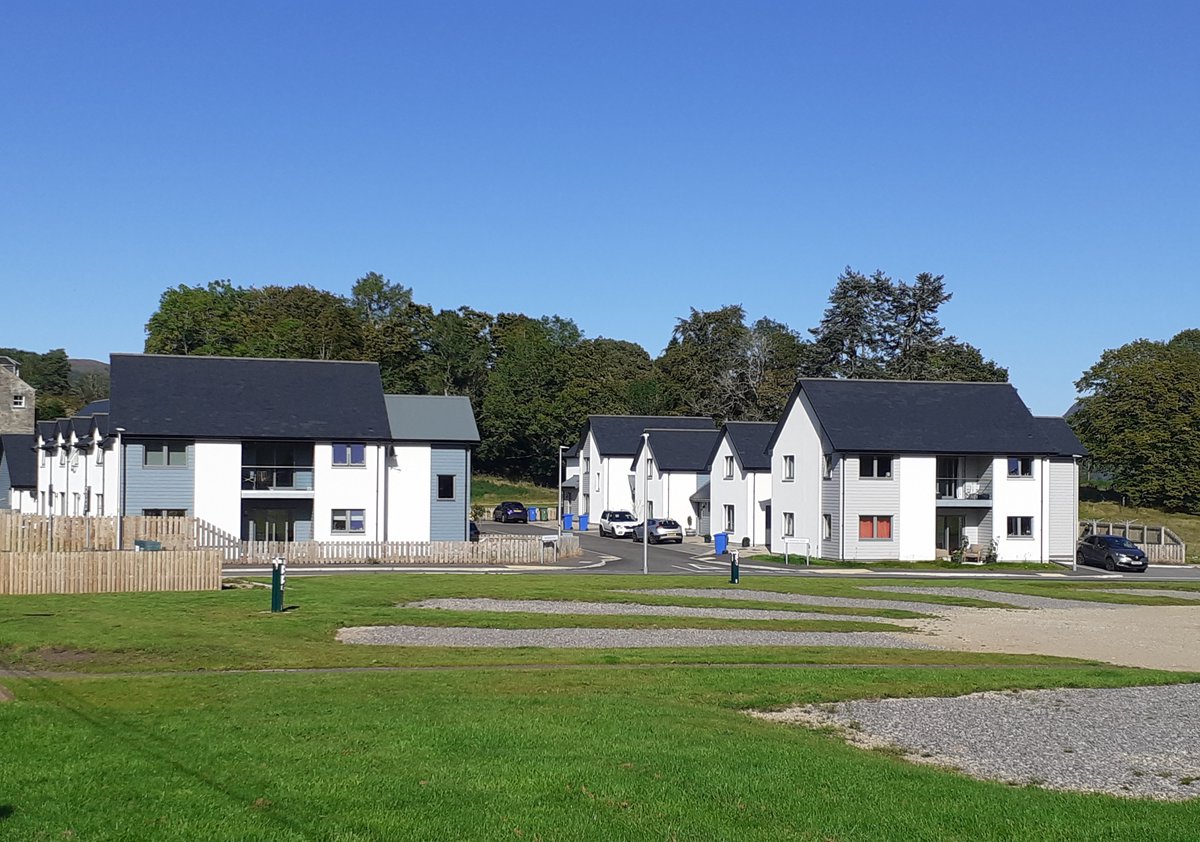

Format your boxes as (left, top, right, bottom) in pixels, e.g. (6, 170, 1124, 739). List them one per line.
(766, 379, 1085, 562)
(629, 428, 721, 533)
(574, 415, 714, 522)
(707, 421, 775, 547)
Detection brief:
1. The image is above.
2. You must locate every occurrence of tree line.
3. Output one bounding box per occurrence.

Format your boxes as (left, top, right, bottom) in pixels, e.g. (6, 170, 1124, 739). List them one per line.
(141, 268, 1005, 483)
(1, 347, 110, 421)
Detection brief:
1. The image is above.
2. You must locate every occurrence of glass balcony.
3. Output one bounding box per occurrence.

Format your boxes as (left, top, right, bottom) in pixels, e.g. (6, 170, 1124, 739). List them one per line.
(242, 466, 315, 492)
(936, 476, 992, 505)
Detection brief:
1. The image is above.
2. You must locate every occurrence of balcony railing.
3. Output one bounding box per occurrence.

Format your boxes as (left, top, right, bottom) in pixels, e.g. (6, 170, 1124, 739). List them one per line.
(936, 476, 992, 502)
(242, 466, 315, 492)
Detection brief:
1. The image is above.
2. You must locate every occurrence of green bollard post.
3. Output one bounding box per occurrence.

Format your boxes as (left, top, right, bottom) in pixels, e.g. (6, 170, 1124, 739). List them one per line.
(730, 550, 740, 585)
(271, 556, 286, 612)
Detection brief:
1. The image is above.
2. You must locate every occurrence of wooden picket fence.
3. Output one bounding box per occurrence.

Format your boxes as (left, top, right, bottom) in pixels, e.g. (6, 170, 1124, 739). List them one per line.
(242, 533, 582, 565)
(0, 512, 241, 560)
(1080, 520, 1188, 564)
(0, 550, 223, 595)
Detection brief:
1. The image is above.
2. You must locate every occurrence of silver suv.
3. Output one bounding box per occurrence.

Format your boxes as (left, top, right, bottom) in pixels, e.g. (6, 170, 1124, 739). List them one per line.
(598, 510, 639, 538)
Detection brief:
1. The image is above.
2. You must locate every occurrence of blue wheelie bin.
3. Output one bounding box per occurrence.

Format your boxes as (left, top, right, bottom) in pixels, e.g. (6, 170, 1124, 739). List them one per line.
(714, 532, 729, 555)
(579, 514, 590, 531)
(563, 513, 574, 530)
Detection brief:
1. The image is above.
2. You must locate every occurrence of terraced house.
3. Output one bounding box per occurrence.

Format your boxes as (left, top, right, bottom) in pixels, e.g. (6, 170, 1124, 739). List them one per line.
(766, 379, 1086, 562)
(34, 354, 479, 542)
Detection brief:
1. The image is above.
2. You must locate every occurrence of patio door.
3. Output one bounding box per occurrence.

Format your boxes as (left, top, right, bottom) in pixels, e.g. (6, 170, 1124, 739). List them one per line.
(936, 514, 965, 551)
(936, 457, 959, 499)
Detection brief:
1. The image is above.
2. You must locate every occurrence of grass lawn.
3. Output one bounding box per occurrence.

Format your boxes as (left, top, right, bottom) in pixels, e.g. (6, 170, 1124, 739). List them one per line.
(472, 474, 558, 508)
(3, 574, 1200, 839)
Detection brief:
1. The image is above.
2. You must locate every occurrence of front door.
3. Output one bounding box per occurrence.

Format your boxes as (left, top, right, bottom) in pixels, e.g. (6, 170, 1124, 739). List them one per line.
(936, 514, 965, 551)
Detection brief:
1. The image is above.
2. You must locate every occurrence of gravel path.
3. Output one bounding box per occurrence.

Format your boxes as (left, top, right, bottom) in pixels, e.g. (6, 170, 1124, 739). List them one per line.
(627, 587, 960, 615)
(753, 683, 1200, 800)
(336, 625, 931, 649)
(1098, 588, 1200, 601)
(862, 585, 1119, 610)
(406, 598, 913, 625)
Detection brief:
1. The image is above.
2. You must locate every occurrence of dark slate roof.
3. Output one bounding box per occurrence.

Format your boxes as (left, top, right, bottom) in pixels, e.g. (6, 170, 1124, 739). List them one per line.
(71, 417, 93, 440)
(586, 415, 714, 457)
(689, 481, 711, 503)
(109, 354, 392, 440)
(0, 434, 38, 487)
(633, 428, 722, 472)
(384, 395, 480, 443)
(769, 379, 1055, 455)
(565, 442, 579, 458)
(36, 420, 57, 446)
(78, 399, 110, 416)
(720, 421, 776, 472)
(1035, 417, 1089, 457)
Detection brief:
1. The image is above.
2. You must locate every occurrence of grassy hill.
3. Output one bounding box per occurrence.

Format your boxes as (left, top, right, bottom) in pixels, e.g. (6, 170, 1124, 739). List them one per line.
(1080, 501, 1200, 563)
(472, 474, 559, 508)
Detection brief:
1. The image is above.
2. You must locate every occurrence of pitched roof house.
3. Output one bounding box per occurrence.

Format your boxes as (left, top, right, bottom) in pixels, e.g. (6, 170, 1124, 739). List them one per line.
(707, 421, 775, 545)
(629, 428, 721, 531)
(767, 379, 1085, 562)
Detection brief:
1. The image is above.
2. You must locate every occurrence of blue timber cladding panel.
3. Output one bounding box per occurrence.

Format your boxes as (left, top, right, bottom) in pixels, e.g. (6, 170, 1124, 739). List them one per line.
(0, 454, 11, 508)
(430, 445, 468, 540)
(123, 440, 195, 515)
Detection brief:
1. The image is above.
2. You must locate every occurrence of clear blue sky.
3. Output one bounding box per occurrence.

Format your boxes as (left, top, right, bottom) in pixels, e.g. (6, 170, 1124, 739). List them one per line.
(2, 1, 1197, 415)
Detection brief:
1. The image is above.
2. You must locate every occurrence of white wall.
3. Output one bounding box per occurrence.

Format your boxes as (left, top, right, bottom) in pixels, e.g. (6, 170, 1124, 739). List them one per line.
(769, 391, 824, 554)
(313, 442, 385, 541)
(897, 456, 936, 561)
(386, 443, 432, 541)
(990, 457, 1046, 561)
(710, 436, 770, 545)
(193, 440, 242, 537)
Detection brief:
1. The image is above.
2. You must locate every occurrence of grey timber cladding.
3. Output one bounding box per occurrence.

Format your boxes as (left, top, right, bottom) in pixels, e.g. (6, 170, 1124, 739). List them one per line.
(430, 445, 468, 540)
(821, 456, 841, 558)
(842, 455, 901, 560)
(1048, 460, 1079, 560)
(123, 440, 196, 515)
(110, 354, 391, 440)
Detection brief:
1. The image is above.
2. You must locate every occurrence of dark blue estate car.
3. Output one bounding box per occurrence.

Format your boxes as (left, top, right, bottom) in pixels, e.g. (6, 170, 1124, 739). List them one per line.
(491, 501, 528, 523)
(1076, 534, 1148, 572)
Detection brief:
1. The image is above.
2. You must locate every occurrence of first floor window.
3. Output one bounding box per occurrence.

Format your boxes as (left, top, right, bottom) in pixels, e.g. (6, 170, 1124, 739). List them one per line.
(332, 442, 366, 466)
(144, 440, 187, 467)
(859, 456, 893, 479)
(437, 474, 455, 500)
(822, 514, 832, 540)
(859, 515, 893, 540)
(783, 455, 795, 481)
(331, 508, 366, 533)
(724, 455, 734, 479)
(783, 512, 795, 537)
(1007, 516, 1034, 537)
(1007, 457, 1034, 478)
(646, 458, 653, 479)
(822, 454, 833, 479)
(12, 394, 25, 408)
(724, 504, 735, 532)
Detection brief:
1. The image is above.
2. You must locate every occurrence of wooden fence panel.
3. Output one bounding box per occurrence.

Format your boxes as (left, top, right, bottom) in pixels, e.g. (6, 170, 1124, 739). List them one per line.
(1079, 519, 1188, 564)
(238, 536, 574, 566)
(0, 550, 222, 595)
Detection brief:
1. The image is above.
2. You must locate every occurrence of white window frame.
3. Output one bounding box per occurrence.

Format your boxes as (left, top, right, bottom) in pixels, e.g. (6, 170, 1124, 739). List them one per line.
(822, 514, 832, 540)
(332, 442, 367, 467)
(859, 456, 893, 479)
(646, 458, 653, 479)
(12, 394, 25, 409)
(822, 454, 833, 480)
(724, 455, 734, 480)
(1007, 457, 1034, 478)
(724, 504, 735, 532)
(331, 508, 366, 534)
(1007, 516, 1034, 538)
(783, 455, 795, 481)
(783, 512, 795, 537)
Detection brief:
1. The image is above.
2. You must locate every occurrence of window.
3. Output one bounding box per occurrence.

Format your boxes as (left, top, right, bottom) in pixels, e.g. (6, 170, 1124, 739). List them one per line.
(859, 456, 893, 479)
(822, 514, 832, 540)
(822, 454, 833, 479)
(646, 458, 653, 479)
(724, 455, 734, 479)
(12, 394, 24, 408)
(1007, 516, 1034, 538)
(783, 455, 795, 481)
(1007, 457, 1033, 478)
(859, 515, 893, 540)
(437, 474, 455, 500)
(143, 441, 187, 467)
(783, 512, 795, 537)
(331, 508, 366, 533)
(59, 448, 66, 466)
(724, 504, 735, 532)
(583, 457, 590, 475)
(332, 442, 366, 466)
(96, 446, 104, 465)
(647, 500, 654, 519)
(143, 508, 186, 517)
(95, 494, 104, 516)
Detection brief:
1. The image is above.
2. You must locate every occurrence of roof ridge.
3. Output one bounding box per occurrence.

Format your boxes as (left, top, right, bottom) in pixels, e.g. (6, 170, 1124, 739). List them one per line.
(800, 377, 1011, 386)
(113, 352, 379, 366)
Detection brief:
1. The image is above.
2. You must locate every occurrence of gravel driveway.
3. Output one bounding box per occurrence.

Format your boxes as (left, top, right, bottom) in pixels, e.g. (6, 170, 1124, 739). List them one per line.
(406, 597, 914, 625)
(336, 625, 931, 649)
(753, 683, 1200, 800)
(626, 587, 961, 615)
(861, 585, 1120, 610)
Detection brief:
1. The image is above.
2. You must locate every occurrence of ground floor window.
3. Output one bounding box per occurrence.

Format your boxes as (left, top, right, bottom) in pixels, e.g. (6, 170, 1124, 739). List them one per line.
(143, 508, 186, 517)
(437, 474, 456, 500)
(332, 508, 366, 534)
(822, 514, 832, 540)
(723, 504, 735, 532)
(1007, 516, 1034, 538)
(859, 515, 893, 540)
(782, 512, 795, 537)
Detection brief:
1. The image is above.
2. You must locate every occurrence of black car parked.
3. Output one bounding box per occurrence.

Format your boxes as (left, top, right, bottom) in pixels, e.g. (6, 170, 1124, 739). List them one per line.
(1076, 534, 1148, 572)
(492, 501, 528, 523)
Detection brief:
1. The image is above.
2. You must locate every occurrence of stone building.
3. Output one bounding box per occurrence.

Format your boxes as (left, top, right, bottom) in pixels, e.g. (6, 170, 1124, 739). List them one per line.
(0, 356, 36, 434)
